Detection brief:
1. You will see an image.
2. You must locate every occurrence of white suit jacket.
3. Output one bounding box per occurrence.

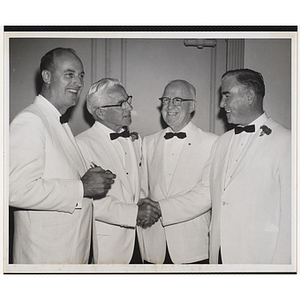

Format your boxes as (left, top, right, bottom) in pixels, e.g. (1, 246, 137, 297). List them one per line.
(140, 122, 218, 263)
(9, 95, 95, 264)
(209, 116, 291, 264)
(76, 122, 142, 263)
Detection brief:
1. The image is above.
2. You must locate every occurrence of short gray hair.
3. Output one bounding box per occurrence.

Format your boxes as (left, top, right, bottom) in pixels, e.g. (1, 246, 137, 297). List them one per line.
(86, 78, 123, 117)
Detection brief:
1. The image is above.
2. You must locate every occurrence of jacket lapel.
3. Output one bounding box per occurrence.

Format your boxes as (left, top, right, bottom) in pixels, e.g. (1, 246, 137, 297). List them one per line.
(130, 138, 142, 203)
(54, 122, 87, 176)
(147, 130, 169, 196)
(157, 130, 169, 196)
(222, 131, 236, 189)
(32, 96, 87, 176)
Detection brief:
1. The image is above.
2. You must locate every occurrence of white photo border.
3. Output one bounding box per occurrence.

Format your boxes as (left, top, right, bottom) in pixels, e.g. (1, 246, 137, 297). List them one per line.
(2, 26, 298, 274)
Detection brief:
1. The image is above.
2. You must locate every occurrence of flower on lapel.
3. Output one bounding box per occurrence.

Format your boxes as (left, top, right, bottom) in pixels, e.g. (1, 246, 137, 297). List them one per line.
(259, 125, 272, 137)
(129, 131, 139, 142)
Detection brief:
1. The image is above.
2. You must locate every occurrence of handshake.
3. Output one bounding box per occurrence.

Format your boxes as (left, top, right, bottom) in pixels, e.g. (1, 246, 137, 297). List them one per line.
(137, 198, 161, 229)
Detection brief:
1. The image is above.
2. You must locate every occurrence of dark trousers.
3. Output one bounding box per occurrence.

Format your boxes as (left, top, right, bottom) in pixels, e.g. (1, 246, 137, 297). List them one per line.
(218, 247, 222, 264)
(144, 245, 209, 264)
(129, 232, 143, 264)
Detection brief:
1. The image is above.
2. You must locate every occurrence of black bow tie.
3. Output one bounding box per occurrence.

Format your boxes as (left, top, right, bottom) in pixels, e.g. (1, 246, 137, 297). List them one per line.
(234, 124, 255, 134)
(110, 130, 130, 140)
(164, 132, 187, 140)
(60, 115, 68, 124)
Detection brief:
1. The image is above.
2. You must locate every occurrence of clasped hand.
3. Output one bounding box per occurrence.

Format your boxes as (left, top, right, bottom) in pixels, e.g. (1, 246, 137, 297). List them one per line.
(81, 165, 116, 199)
(137, 198, 161, 229)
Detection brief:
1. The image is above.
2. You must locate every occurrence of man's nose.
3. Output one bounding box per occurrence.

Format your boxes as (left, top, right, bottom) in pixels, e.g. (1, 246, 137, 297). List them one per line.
(166, 99, 176, 109)
(73, 76, 83, 87)
(125, 102, 133, 111)
(220, 97, 226, 108)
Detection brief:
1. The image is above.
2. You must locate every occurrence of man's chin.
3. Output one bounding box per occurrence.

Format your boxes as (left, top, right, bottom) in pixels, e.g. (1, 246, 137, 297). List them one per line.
(68, 96, 79, 107)
(123, 120, 132, 127)
(226, 117, 234, 124)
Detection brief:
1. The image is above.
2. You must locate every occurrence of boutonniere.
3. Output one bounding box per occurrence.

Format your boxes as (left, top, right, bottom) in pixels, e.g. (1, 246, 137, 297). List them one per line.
(259, 125, 272, 137)
(129, 131, 139, 141)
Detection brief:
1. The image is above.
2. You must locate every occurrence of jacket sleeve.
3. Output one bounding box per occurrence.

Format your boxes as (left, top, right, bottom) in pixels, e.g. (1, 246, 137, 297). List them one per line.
(159, 151, 212, 226)
(93, 196, 138, 228)
(9, 112, 83, 213)
(76, 134, 140, 228)
(140, 140, 148, 200)
(272, 137, 292, 264)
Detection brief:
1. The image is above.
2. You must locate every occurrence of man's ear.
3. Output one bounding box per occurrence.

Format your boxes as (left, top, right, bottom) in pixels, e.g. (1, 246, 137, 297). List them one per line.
(41, 70, 51, 85)
(95, 107, 105, 120)
(189, 101, 196, 113)
(246, 89, 255, 106)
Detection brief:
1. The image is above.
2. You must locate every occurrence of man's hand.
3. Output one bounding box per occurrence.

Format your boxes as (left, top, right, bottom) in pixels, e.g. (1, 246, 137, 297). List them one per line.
(136, 198, 161, 228)
(81, 166, 116, 199)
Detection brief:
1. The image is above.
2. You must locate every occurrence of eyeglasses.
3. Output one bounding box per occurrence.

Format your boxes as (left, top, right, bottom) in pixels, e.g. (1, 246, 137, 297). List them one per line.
(159, 97, 194, 106)
(100, 95, 133, 109)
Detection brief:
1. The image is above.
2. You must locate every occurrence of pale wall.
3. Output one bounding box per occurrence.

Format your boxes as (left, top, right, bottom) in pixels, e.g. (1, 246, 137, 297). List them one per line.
(9, 38, 221, 137)
(244, 39, 291, 129)
(9, 38, 292, 138)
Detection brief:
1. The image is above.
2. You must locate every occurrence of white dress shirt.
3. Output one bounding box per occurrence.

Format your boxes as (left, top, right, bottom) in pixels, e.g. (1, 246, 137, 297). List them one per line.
(164, 123, 191, 190)
(96, 122, 137, 198)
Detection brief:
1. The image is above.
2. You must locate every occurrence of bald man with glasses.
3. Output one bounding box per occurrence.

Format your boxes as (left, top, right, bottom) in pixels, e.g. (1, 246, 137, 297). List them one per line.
(139, 79, 218, 264)
(76, 78, 159, 264)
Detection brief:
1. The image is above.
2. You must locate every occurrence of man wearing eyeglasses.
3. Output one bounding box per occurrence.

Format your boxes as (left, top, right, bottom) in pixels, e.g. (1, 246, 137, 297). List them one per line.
(139, 79, 218, 264)
(76, 78, 160, 263)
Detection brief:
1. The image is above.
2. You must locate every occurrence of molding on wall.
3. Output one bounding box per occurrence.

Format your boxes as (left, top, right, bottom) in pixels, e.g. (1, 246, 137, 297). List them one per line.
(209, 46, 217, 133)
(105, 38, 112, 77)
(91, 39, 97, 83)
(184, 38, 218, 133)
(121, 39, 127, 86)
(226, 39, 245, 70)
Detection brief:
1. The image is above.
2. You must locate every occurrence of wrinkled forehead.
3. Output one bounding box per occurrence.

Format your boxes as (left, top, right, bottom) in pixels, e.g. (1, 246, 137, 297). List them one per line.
(163, 82, 193, 98)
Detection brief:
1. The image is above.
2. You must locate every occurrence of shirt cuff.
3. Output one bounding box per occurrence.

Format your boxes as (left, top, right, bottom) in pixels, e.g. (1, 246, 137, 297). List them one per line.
(75, 180, 84, 209)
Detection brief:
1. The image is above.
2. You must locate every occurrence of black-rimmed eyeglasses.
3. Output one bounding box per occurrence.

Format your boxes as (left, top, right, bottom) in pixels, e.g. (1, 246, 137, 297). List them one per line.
(159, 97, 194, 106)
(100, 95, 133, 109)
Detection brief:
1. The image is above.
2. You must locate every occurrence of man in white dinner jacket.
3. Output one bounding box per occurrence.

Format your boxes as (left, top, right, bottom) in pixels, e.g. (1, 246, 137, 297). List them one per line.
(139, 79, 218, 264)
(208, 68, 291, 264)
(9, 48, 115, 264)
(76, 78, 160, 264)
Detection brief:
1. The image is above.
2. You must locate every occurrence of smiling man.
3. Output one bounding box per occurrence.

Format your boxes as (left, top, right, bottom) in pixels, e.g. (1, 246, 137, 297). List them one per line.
(9, 48, 116, 264)
(139, 79, 218, 264)
(76, 78, 158, 264)
(208, 69, 291, 264)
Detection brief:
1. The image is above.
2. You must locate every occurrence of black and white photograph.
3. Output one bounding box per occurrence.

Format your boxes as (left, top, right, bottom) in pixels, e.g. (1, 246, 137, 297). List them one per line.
(2, 27, 297, 276)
